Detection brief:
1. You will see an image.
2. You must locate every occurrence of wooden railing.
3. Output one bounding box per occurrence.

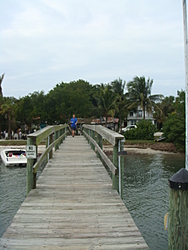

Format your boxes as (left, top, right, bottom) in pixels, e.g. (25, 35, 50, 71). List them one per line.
(82, 124, 125, 198)
(26, 124, 69, 194)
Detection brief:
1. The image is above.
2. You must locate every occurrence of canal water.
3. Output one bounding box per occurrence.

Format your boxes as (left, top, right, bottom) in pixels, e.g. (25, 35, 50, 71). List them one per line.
(122, 153, 184, 250)
(0, 151, 185, 249)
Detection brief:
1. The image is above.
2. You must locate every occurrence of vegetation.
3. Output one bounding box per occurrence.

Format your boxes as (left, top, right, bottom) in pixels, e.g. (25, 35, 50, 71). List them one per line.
(124, 140, 155, 144)
(153, 95, 175, 130)
(0, 75, 185, 151)
(0, 73, 5, 97)
(111, 78, 128, 131)
(96, 83, 116, 125)
(0, 140, 27, 146)
(162, 90, 185, 151)
(124, 120, 157, 140)
(127, 76, 163, 119)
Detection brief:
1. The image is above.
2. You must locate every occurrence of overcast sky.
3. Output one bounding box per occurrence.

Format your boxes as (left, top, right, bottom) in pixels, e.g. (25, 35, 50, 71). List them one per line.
(0, 0, 186, 99)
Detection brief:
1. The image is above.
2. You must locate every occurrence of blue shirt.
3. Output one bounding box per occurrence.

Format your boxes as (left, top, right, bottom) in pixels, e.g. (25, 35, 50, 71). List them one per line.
(70, 117, 77, 128)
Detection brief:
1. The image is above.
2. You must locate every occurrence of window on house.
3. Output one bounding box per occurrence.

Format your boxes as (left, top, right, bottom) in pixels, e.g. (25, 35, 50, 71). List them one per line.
(138, 110, 142, 117)
(130, 111, 133, 117)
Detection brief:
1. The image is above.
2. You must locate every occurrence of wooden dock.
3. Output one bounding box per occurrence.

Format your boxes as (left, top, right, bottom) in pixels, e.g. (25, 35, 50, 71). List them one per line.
(0, 136, 149, 249)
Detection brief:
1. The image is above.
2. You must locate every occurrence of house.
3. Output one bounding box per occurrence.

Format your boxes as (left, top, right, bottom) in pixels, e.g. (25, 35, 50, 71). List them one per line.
(126, 106, 156, 126)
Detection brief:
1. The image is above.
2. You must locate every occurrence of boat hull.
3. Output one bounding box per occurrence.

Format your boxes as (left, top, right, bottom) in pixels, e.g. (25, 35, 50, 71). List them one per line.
(0, 149, 27, 167)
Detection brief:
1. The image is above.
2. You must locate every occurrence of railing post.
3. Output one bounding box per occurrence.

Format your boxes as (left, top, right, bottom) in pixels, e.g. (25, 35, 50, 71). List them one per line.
(55, 131, 58, 151)
(49, 133, 53, 159)
(55, 130, 60, 151)
(62, 128, 65, 142)
(97, 132, 103, 160)
(27, 137, 36, 195)
(91, 130, 95, 151)
(118, 139, 125, 199)
(58, 130, 60, 147)
(89, 129, 91, 145)
(46, 135, 49, 163)
(87, 129, 89, 143)
(82, 127, 85, 137)
(112, 141, 119, 192)
(168, 168, 188, 249)
(65, 127, 67, 139)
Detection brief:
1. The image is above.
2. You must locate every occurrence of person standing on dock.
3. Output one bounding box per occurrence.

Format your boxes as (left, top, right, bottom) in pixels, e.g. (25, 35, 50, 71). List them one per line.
(70, 114, 78, 137)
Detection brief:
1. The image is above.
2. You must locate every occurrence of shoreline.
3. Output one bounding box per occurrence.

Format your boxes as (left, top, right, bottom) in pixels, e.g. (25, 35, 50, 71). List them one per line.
(103, 145, 182, 155)
(0, 142, 182, 156)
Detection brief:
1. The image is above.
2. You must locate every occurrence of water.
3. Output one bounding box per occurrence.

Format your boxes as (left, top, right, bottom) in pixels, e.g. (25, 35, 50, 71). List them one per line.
(0, 156, 45, 238)
(0, 152, 185, 250)
(122, 153, 184, 250)
(0, 163, 27, 237)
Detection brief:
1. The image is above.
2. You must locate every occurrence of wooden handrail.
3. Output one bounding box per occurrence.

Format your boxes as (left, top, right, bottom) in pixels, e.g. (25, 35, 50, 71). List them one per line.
(27, 124, 69, 194)
(83, 124, 124, 146)
(82, 124, 125, 197)
(27, 124, 68, 145)
(83, 130, 117, 175)
(33, 130, 69, 174)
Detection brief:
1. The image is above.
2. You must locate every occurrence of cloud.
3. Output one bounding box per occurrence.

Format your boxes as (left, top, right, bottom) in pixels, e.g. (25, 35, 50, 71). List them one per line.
(0, 0, 185, 98)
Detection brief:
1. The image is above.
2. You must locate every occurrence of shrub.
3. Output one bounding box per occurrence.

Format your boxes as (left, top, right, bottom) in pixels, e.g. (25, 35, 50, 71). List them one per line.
(124, 120, 157, 140)
(163, 90, 185, 152)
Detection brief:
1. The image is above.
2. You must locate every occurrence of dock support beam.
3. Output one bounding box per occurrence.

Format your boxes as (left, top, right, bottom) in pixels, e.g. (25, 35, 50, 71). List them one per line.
(112, 142, 119, 191)
(97, 133, 103, 160)
(168, 168, 188, 249)
(27, 137, 36, 195)
(118, 140, 125, 199)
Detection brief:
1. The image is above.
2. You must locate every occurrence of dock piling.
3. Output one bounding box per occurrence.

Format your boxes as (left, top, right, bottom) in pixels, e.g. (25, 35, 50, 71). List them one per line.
(168, 168, 188, 249)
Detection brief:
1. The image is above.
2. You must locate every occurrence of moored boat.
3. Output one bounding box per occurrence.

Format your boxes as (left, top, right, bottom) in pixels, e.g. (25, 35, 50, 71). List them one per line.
(0, 149, 27, 167)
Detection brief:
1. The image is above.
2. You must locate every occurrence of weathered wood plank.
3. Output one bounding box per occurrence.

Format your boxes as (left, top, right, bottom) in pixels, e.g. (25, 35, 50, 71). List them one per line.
(0, 136, 149, 249)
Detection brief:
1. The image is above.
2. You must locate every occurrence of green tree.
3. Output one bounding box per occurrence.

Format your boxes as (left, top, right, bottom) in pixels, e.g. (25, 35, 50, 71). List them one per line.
(154, 96, 175, 130)
(0, 97, 16, 138)
(44, 79, 95, 124)
(96, 83, 116, 126)
(124, 119, 157, 140)
(163, 90, 185, 151)
(111, 78, 128, 130)
(16, 91, 47, 130)
(16, 95, 33, 130)
(127, 76, 163, 119)
(66, 80, 94, 118)
(89, 84, 101, 118)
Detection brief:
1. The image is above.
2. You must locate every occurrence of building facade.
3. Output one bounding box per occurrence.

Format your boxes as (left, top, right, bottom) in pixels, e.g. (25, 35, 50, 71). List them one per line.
(126, 106, 156, 126)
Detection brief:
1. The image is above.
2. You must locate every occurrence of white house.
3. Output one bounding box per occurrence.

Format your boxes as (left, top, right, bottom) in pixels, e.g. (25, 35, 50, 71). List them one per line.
(126, 106, 156, 126)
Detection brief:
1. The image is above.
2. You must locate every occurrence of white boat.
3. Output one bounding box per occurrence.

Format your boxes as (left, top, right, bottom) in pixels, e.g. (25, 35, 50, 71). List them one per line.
(0, 149, 27, 167)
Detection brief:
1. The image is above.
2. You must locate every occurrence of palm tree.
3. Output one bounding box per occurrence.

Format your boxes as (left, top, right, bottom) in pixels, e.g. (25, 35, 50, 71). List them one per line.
(0, 97, 16, 139)
(153, 96, 175, 130)
(0, 73, 5, 97)
(111, 78, 128, 130)
(127, 76, 163, 119)
(97, 83, 116, 126)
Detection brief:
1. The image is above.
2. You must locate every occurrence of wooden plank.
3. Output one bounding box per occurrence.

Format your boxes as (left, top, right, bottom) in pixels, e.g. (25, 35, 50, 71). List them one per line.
(0, 136, 149, 249)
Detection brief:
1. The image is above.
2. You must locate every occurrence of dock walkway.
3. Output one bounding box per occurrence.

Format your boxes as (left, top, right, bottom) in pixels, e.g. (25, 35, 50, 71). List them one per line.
(0, 136, 149, 249)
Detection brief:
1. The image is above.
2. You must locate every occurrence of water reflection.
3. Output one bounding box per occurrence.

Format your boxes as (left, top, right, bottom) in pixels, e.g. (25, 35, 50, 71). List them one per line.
(123, 153, 184, 250)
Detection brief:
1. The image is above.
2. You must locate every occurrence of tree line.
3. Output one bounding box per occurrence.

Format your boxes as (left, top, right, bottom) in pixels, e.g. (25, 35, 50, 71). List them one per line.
(0, 75, 185, 151)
